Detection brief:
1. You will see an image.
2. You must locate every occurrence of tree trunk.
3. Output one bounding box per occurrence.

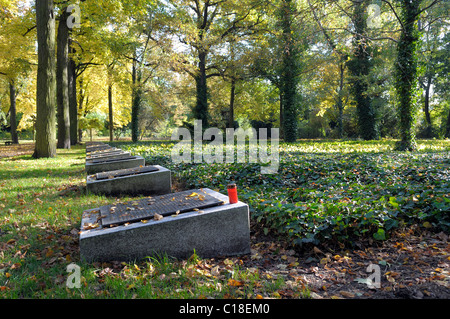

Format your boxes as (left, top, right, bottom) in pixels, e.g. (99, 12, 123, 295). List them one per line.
(108, 82, 113, 142)
(280, 0, 299, 143)
(228, 78, 235, 128)
(33, 0, 56, 158)
(56, 9, 70, 149)
(445, 107, 450, 138)
(337, 63, 345, 139)
(279, 93, 284, 139)
(423, 77, 432, 138)
(78, 77, 84, 142)
(194, 50, 208, 128)
(394, 0, 422, 151)
(131, 57, 141, 143)
(9, 81, 18, 144)
(68, 43, 78, 145)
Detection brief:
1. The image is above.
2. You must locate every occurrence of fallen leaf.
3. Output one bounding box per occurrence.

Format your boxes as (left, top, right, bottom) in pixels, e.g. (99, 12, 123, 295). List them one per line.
(272, 291, 281, 298)
(45, 248, 54, 258)
(154, 213, 163, 221)
(83, 222, 100, 230)
(313, 246, 324, 255)
(228, 278, 244, 287)
(340, 291, 355, 298)
(187, 192, 199, 197)
(211, 266, 220, 276)
(423, 221, 432, 228)
(223, 259, 234, 266)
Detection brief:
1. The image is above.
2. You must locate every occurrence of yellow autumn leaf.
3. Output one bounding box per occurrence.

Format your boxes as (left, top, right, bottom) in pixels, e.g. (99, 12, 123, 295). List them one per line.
(187, 192, 199, 197)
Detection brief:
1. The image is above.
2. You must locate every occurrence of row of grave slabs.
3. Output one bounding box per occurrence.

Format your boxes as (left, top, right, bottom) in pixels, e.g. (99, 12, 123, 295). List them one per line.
(82, 142, 251, 261)
(84, 142, 224, 228)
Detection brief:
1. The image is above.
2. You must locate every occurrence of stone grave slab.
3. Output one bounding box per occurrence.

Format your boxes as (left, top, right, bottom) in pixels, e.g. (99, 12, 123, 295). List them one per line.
(86, 147, 119, 155)
(79, 188, 251, 261)
(86, 149, 124, 157)
(86, 165, 171, 196)
(86, 151, 131, 163)
(86, 144, 113, 152)
(86, 148, 122, 159)
(85, 155, 145, 174)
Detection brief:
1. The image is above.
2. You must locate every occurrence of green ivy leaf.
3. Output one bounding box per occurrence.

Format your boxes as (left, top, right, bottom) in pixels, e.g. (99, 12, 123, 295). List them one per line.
(373, 228, 386, 241)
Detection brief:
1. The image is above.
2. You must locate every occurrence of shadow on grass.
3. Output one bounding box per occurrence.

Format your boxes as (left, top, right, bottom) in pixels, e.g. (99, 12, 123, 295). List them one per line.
(0, 166, 85, 181)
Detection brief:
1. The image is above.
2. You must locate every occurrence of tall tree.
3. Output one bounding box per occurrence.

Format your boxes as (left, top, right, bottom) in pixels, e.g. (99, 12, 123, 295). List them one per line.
(278, 0, 302, 142)
(131, 52, 142, 142)
(107, 63, 114, 142)
(347, 0, 378, 140)
(393, 0, 423, 150)
(8, 81, 18, 143)
(307, 0, 349, 138)
(34, 0, 57, 158)
(0, 0, 35, 144)
(416, 2, 449, 138)
(56, 8, 70, 149)
(68, 42, 78, 145)
(168, 0, 264, 128)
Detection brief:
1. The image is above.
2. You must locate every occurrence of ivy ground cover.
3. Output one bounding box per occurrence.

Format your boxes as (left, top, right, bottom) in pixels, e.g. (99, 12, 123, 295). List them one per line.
(116, 139, 450, 250)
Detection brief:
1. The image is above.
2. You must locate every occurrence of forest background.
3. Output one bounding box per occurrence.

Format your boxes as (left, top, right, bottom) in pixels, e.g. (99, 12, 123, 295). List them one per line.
(0, 0, 449, 151)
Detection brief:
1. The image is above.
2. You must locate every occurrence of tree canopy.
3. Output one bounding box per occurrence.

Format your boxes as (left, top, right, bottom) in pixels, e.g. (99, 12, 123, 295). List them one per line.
(1, 0, 449, 154)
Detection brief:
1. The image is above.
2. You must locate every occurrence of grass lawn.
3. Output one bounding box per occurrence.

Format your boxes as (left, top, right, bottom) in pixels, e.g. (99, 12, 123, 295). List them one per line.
(0, 139, 449, 300)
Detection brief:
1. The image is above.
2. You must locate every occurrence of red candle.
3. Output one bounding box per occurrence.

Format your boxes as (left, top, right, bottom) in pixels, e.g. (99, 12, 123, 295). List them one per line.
(227, 183, 238, 204)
